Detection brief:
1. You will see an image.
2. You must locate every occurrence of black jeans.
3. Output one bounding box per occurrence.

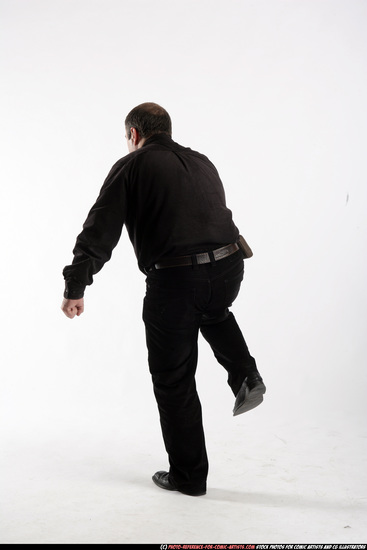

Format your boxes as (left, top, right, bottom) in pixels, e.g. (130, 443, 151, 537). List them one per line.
(142, 249, 257, 495)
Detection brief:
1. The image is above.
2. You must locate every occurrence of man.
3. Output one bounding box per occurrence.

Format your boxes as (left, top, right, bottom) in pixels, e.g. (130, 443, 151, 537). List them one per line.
(61, 102, 265, 497)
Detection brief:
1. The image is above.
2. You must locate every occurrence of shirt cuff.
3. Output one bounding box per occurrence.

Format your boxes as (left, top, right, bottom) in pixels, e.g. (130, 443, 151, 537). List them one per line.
(63, 281, 85, 300)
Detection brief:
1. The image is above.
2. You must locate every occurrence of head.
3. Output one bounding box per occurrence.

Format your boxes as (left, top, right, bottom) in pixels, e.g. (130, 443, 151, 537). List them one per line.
(124, 102, 172, 152)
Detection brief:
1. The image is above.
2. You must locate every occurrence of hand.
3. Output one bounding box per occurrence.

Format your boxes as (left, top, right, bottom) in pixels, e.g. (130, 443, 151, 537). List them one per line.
(61, 298, 84, 319)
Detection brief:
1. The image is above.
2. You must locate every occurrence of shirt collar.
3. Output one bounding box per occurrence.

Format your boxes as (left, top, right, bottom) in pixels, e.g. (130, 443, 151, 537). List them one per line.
(142, 133, 173, 147)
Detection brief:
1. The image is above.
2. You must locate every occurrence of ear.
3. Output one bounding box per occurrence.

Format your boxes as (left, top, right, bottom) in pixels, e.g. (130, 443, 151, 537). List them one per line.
(130, 127, 141, 145)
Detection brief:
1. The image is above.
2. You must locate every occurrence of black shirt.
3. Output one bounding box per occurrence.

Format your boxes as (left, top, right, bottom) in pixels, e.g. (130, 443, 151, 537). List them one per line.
(63, 133, 239, 299)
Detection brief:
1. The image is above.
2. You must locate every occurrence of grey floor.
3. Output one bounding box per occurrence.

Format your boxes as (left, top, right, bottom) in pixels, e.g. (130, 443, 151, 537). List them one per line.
(1, 385, 366, 544)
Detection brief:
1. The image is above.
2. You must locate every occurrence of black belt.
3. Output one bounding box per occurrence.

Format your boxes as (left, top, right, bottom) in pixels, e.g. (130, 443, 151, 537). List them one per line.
(154, 242, 240, 270)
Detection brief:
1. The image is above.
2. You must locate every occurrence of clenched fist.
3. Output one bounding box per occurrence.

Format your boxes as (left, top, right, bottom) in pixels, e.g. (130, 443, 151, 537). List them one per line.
(61, 298, 84, 319)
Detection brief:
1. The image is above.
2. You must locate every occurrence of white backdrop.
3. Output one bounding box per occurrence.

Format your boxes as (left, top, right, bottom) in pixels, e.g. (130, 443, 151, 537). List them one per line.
(1, 0, 367, 543)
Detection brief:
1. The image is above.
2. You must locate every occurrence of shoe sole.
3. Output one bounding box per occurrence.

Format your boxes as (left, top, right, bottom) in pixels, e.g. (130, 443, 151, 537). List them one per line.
(233, 382, 266, 416)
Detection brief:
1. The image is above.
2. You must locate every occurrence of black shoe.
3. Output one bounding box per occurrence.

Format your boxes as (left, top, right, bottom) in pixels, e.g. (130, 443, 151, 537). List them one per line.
(152, 471, 206, 496)
(233, 372, 266, 416)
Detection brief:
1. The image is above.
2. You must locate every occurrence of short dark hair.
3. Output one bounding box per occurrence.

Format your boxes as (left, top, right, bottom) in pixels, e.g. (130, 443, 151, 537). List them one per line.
(125, 102, 172, 139)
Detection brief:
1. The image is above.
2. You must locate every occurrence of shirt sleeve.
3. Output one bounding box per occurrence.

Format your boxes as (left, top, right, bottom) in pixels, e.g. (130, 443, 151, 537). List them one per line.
(62, 161, 127, 299)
